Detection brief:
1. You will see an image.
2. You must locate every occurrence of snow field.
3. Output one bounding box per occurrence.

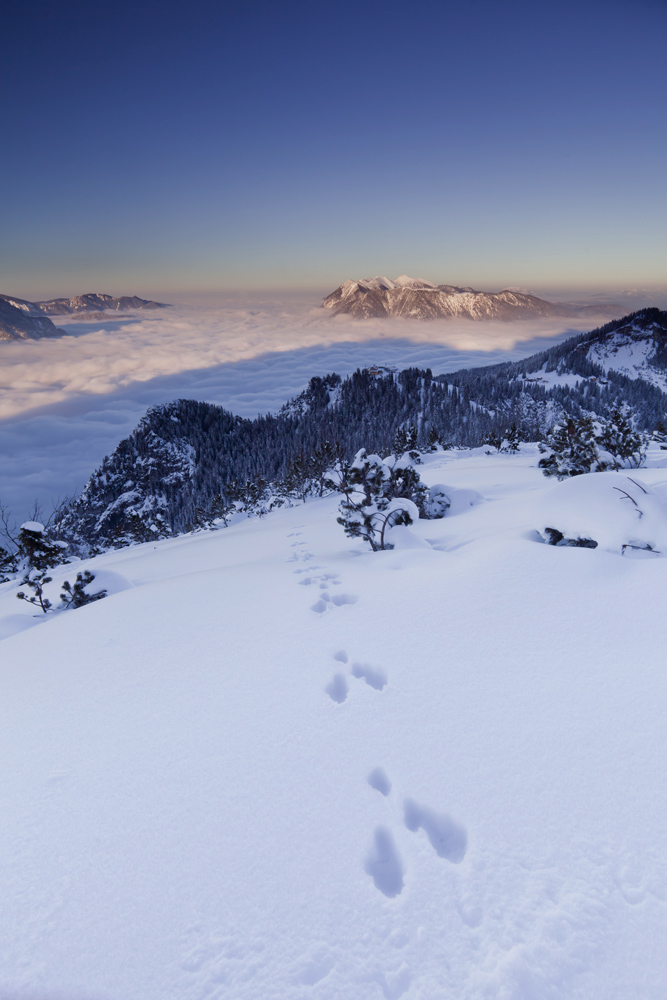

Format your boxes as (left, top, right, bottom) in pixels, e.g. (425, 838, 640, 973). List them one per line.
(1, 447, 667, 998)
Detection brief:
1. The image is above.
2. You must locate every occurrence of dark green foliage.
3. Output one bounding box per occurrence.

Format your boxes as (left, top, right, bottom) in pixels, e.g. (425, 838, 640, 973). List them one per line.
(484, 431, 503, 452)
(17, 523, 68, 570)
(596, 409, 647, 469)
(653, 421, 667, 448)
(60, 570, 107, 609)
(392, 424, 420, 462)
(538, 417, 601, 479)
(0, 545, 18, 583)
(16, 569, 53, 613)
(503, 423, 522, 454)
(334, 450, 417, 552)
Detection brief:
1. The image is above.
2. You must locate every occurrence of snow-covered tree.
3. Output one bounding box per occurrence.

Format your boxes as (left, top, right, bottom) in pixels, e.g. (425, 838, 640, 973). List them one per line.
(17, 522, 68, 570)
(503, 422, 522, 454)
(653, 421, 667, 449)
(423, 484, 451, 519)
(392, 425, 420, 463)
(538, 417, 601, 479)
(16, 569, 53, 614)
(60, 570, 107, 609)
(596, 409, 647, 470)
(333, 449, 420, 551)
(0, 545, 18, 583)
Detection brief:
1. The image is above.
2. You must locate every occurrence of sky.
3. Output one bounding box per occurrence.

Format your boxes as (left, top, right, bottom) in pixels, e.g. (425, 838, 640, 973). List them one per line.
(2, 0, 666, 299)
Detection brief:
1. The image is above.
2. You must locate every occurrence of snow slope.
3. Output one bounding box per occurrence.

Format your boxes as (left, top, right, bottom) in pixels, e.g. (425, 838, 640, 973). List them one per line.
(589, 333, 667, 393)
(1, 448, 667, 999)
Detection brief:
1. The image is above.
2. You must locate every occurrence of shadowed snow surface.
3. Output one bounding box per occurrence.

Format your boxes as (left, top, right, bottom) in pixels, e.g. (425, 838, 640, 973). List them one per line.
(1, 448, 666, 999)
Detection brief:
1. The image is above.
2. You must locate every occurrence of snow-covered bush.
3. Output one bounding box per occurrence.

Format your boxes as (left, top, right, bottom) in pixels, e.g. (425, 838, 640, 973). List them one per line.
(539, 411, 647, 480)
(332, 449, 425, 551)
(0, 546, 18, 583)
(17, 521, 68, 571)
(484, 423, 522, 454)
(538, 417, 601, 479)
(423, 485, 451, 519)
(535, 472, 667, 556)
(60, 570, 108, 609)
(595, 409, 647, 470)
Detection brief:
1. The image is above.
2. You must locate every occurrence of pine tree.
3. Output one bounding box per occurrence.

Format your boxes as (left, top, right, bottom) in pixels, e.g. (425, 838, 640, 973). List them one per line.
(0, 545, 18, 583)
(310, 441, 343, 495)
(484, 431, 503, 453)
(596, 410, 647, 469)
(426, 426, 441, 452)
(393, 424, 420, 462)
(17, 522, 68, 570)
(502, 423, 522, 454)
(653, 421, 667, 449)
(538, 416, 601, 479)
(16, 569, 53, 613)
(60, 570, 107, 609)
(334, 448, 428, 550)
(208, 492, 236, 527)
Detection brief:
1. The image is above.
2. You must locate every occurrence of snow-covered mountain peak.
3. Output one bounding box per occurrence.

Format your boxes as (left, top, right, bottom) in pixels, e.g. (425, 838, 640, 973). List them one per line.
(322, 275, 622, 321)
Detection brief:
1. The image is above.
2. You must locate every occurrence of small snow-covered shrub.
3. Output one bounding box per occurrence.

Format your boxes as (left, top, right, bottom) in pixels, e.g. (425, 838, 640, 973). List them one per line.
(331, 449, 425, 551)
(60, 570, 107, 609)
(535, 472, 667, 556)
(423, 485, 451, 519)
(538, 417, 601, 479)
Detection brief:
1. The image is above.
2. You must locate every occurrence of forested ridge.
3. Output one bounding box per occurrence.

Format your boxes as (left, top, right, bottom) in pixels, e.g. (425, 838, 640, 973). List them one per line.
(53, 308, 667, 548)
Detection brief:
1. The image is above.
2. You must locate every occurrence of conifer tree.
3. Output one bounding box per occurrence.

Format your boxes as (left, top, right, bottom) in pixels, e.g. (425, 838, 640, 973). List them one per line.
(60, 570, 107, 609)
(538, 417, 601, 479)
(17, 522, 68, 570)
(502, 423, 522, 454)
(16, 570, 53, 613)
(0, 546, 18, 584)
(653, 421, 667, 449)
(596, 409, 647, 469)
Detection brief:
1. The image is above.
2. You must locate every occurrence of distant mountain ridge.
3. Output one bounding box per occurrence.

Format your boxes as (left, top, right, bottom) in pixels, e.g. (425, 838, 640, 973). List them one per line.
(0, 292, 170, 340)
(322, 274, 621, 321)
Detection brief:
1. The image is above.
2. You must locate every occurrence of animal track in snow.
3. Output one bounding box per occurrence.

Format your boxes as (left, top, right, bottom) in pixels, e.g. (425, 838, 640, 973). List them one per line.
(368, 767, 392, 796)
(331, 593, 358, 606)
(403, 798, 467, 863)
(351, 662, 387, 690)
(326, 673, 348, 703)
(364, 826, 404, 898)
(333, 649, 348, 663)
(310, 592, 358, 613)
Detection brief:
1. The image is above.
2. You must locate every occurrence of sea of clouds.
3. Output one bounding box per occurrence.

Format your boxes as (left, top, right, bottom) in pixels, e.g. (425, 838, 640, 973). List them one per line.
(0, 292, 619, 520)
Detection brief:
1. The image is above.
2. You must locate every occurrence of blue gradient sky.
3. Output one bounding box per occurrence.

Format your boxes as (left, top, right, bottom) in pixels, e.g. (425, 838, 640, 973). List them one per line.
(2, 0, 666, 299)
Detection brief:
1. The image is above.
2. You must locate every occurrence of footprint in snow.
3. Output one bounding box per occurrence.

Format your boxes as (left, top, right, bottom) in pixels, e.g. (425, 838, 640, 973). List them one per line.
(333, 649, 348, 663)
(403, 798, 467, 863)
(325, 673, 348, 703)
(351, 662, 387, 690)
(364, 826, 404, 898)
(331, 593, 358, 606)
(310, 593, 358, 613)
(367, 767, 392, 796)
